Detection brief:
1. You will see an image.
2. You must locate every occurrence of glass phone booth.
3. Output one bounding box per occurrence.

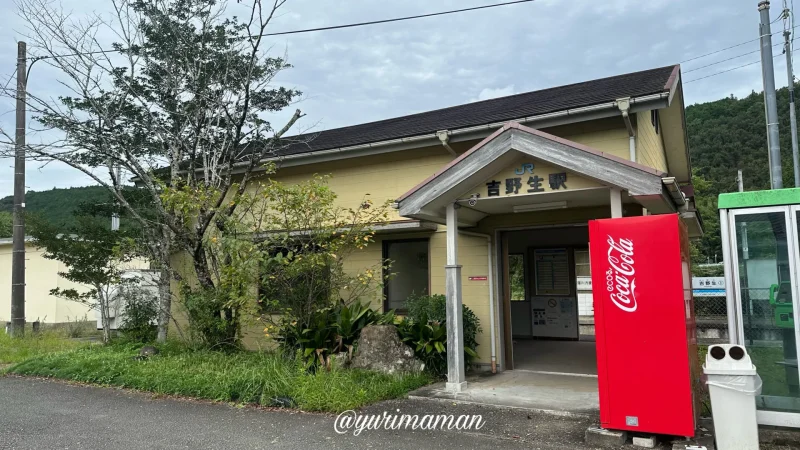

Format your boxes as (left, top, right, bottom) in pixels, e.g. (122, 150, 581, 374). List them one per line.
(719, 189, 800, 428)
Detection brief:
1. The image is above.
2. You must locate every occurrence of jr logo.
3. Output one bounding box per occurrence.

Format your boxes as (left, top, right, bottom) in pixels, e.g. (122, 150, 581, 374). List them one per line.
(605, 235, 638, 312)
(514, 163, 535, 175)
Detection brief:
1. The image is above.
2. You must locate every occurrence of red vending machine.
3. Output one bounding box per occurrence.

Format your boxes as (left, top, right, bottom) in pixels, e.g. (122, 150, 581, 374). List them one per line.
(589, 214, 699, 437)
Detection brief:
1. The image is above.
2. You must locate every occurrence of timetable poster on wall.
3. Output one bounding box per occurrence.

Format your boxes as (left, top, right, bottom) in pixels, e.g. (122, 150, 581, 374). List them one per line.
(533, 248, 571, 296)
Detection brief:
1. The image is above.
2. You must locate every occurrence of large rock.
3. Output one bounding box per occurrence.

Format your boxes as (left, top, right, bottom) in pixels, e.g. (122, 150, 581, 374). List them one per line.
(351, 325, 425, 374)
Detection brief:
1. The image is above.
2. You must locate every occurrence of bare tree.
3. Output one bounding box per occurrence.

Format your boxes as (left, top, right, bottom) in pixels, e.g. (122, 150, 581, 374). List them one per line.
(2, 0, 304, 342)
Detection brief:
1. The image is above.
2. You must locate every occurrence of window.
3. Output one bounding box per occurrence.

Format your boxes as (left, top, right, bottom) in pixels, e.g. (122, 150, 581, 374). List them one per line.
(509, 254, 526, 301)
(574, 249, 591, 277)
(574, 248, 592, 292)
(574, 248, 593, 317)
(383, 239, 430, 311)
(651, 109, 660, 134)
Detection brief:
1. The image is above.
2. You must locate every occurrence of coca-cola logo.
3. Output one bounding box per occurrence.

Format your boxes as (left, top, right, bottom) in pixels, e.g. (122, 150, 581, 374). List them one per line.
(605, 235, 638, 312)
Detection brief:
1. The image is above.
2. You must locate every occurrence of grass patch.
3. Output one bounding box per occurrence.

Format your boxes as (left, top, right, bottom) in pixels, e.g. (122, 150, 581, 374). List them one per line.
(7, 342, 433, 413)
(746, 346, 791, 397)
(0, 330, 88, 365)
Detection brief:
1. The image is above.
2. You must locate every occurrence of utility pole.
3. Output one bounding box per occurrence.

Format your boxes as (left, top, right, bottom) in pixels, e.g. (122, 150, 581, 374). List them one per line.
(786, 31, 800, 187)
(783, 4, 800, 186)
(10, 41, 26, 337)
(760, 1, 785, 189)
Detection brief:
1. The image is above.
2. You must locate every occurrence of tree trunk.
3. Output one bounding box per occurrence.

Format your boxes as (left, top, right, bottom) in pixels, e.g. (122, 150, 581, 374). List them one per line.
(102, 313, 110, 345)
(99, 288, 111, 345)
(222, 307, 239, 348)
(156, 265, 171, 343)
(156, 226, 173, 343)
(192, 244, 216, 290)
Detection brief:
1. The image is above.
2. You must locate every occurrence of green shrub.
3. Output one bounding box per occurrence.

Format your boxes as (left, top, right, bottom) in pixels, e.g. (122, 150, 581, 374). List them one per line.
(396, 319, 448, 376)
(259, 252, 334, 319)
(119, 286, 159, 343)
(273, 300, 394, 369)
(181, 287, 240, 350)
(404, 293, 482, 373)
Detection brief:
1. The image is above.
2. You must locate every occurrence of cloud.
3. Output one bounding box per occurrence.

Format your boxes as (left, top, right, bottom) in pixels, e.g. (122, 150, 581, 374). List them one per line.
(473, 85, 516, 102)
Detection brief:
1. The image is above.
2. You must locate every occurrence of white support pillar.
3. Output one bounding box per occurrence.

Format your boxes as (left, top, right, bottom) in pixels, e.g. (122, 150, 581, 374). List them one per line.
(445, 202, 466, 393)
(610, 188, 623, 218)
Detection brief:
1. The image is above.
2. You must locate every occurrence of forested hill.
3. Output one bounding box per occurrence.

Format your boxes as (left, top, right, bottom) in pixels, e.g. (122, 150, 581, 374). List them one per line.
(686, 84, 798, 263)
(0, 186, 112, 237)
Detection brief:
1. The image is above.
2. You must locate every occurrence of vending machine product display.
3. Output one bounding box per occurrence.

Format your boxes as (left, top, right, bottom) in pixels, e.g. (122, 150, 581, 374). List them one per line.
(589, 214, 700, 437)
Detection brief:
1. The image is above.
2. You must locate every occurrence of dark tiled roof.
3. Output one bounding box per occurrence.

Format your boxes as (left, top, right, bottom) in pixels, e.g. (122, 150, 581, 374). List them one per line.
(278, 64, 679, 157)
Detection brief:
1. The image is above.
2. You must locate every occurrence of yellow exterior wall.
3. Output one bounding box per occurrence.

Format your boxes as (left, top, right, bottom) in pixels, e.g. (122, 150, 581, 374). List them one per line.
(635, 111, 668, 172)
(339, 237, 386, 311)
(429, 231, 493, 360)
(248, 142, 478, 222)
(168, 114, 662, 361)
(0, 243, 65, 323)
(244, 117, 643, 219)
(0, 242, 150, 324)
(168, 250, 194, 334)
(542, 117, 632, 161)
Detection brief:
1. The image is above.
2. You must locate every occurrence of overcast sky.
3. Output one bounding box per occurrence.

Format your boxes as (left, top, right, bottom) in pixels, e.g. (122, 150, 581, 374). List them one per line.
(0, 0, 786, 197)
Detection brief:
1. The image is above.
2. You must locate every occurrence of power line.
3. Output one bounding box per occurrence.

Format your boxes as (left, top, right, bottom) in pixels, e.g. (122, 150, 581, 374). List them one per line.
(679, 37, 761, 65)
(685, 46, 799, 84)
(679, 24, 799, 65)
(30, 0, 536, 61)
(684, 60, 762, 83)
(684, 39, 798, 74)
(258, 0, 536, 37)
(684, 45, 770, 74)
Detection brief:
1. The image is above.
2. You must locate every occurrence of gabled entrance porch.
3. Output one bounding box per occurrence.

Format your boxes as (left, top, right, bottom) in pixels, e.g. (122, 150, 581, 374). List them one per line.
(395, 122, 699, 399)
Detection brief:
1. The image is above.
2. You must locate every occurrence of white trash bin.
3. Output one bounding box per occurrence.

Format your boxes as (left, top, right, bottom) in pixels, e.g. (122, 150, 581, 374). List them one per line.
(703, 344, 762, 450)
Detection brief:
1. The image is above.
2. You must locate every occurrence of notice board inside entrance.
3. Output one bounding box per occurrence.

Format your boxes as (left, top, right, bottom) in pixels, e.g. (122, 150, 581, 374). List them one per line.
(530, 248, 578, 339)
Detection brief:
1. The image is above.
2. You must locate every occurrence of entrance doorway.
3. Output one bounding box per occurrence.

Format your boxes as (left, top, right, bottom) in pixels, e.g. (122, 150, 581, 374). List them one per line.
(501, 226, 597, 376)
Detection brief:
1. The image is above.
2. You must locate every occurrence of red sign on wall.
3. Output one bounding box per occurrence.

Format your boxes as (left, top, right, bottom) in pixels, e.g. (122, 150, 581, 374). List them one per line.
(468, 276, 488, 281)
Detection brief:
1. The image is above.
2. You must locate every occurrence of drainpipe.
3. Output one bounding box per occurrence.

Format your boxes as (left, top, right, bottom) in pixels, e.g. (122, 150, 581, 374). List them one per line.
(436, 130, 457, 156)
(458, 229, 497, 373)
(616, 97, 636, 162)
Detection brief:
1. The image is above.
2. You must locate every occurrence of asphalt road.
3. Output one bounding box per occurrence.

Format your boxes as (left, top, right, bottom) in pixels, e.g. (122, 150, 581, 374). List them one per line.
(0, 376, 600, 450)
(6, 376, 799, 449)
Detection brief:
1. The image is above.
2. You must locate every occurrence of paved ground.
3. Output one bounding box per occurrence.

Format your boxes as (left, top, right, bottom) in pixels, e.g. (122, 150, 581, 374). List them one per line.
(411, 370, 599, 413)
(1, 376, 799, 449)
(0, 376, 598, 450)
(513, 340, 598, 375)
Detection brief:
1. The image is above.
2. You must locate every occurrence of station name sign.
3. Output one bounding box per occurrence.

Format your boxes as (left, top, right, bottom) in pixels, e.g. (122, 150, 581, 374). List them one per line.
(484, 162, 568, 197)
